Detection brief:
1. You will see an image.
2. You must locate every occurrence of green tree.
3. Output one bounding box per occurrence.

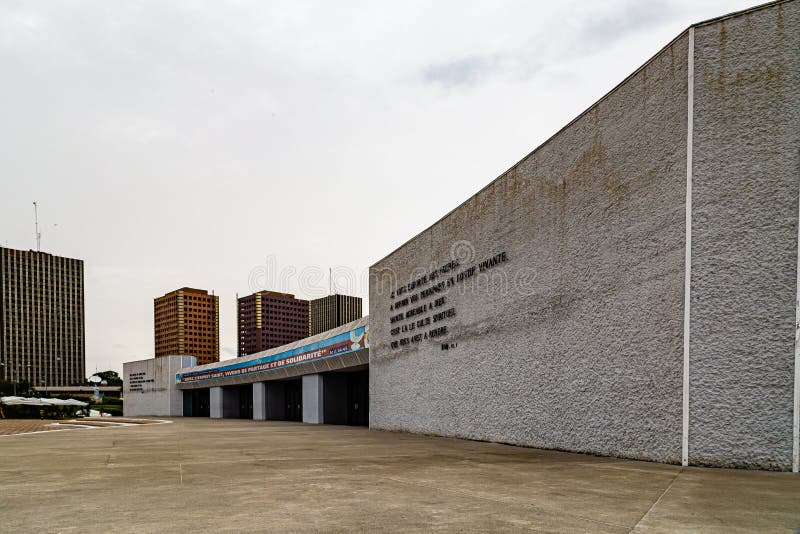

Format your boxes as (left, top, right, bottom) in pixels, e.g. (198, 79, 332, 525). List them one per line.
(88, 370, 123, 387)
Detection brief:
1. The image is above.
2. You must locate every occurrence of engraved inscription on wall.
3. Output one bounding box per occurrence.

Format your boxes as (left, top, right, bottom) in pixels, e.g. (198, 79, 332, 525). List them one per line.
(388, 251, 508, 351)
(128, 371, 155, 392)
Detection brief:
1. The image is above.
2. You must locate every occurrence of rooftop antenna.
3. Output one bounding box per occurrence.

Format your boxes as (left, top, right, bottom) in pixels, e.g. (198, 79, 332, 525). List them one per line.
(329, 267, 332, 295)
(33, 201, 41, 251)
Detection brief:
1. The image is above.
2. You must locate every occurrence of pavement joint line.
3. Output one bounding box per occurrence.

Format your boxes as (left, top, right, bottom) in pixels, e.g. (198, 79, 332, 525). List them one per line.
(380, 474, 633, 531)
(570, 462, 682, 476)
(165, 454, 470, 466)
(628, 467, 684, 533)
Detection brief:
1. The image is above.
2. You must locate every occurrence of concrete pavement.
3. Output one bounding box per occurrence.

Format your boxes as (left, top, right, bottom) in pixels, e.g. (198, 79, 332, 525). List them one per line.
(0, 418, 798, 532)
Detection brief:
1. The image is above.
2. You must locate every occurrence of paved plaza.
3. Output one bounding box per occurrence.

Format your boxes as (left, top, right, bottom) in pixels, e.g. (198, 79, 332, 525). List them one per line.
(0, 418, 798, 532)
(0, 419, 67, 436)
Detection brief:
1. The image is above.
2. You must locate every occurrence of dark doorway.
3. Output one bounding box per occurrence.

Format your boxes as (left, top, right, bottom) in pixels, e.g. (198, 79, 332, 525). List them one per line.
(323, 373, 347, 424)
(238, 384, 253, 419)
(323, 369, 368, 426)
(284, 379, 302, 421)
(183, 389, 210, 417)
(346, 371, 369, 426)
(266, 381, 286, 420)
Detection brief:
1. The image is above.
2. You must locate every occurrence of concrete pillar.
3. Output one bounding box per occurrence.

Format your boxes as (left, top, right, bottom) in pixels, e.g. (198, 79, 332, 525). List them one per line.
(210, 386, 223, 419)
(302, 374, 324, 424)
(253, 382, 266, 420)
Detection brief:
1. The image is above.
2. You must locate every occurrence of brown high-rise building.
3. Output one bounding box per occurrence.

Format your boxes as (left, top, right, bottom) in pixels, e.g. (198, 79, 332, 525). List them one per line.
(154, 287, 219, 365)
(309, 294, 362, 336)
(237, 291, 309, 357)
(0, 247, 85, 387)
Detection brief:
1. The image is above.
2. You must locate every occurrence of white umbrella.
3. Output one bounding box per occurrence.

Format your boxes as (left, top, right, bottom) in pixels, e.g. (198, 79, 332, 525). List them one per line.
(60, 398, 88, 406)
(1, 396, 87, 406)
(1, 396, 46, 406)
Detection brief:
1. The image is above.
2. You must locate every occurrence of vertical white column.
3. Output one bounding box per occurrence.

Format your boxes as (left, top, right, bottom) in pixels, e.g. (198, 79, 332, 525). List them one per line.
(793, 148, 800, 473)
(210, 386, 223, 419)
(682, 27, 695, 468)
(253, 382, 266, 421)
(302, 374, 324, 424)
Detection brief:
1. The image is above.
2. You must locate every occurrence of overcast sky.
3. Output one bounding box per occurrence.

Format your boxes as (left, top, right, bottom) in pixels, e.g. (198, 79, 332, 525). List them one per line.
(0, 0, 756, 374)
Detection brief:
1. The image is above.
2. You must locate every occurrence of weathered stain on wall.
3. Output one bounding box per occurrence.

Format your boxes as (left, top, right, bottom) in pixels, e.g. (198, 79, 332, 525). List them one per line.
(689, 0, 800, 470)
(369, 0, 800, 469)
(370, 27, 690, 463)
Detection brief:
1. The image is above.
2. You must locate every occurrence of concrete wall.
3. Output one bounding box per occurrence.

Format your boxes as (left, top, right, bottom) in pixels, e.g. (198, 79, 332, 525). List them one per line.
(123, 356, 195, 417)
(370, 31, 690, 464)
(369, 1, 799, 468)
(689, 1, 800, 469)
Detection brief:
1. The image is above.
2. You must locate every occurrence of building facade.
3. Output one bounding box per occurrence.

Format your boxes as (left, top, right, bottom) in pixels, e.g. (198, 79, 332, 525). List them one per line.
(310, 294, 362, 336)
(369, 1, 800, 471)
(237, 291, 309, 356)
(123, 1, 799, 472)
(177, 316, 369, 423)
(0, 247, 85, 387)
(154, 287, 219, 365)
(123, 355, 196, 417)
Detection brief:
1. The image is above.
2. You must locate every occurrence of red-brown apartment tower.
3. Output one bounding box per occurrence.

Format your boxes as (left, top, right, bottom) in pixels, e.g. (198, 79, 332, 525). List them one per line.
(237, 291, 310, 357)
(154, 287, 219, 365)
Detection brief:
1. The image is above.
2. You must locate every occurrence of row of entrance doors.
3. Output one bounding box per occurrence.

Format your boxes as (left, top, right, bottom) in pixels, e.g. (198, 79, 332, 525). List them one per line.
(182, 370, 368, 426)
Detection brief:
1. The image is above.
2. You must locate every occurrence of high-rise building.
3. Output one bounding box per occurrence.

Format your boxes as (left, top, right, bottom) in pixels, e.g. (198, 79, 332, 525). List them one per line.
(237, 291, 309, 356)
(0, 247, 85, 387)
(154, 287, 219, 365)
(309, 294, 362, 336)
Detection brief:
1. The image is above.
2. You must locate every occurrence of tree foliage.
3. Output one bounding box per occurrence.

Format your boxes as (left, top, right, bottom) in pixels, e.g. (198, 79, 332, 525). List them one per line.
(88, 370, 123, 386)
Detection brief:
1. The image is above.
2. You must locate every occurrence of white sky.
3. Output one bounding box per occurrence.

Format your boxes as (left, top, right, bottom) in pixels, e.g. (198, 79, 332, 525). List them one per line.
(0, 0, 756, 374)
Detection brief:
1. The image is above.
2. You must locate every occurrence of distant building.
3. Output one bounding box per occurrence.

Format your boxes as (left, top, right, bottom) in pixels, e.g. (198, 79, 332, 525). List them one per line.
(310, 294, 362, 336)
(0, 247, 85, 387)
(237, 291, 309, 357)
(154, 287, 219, 365)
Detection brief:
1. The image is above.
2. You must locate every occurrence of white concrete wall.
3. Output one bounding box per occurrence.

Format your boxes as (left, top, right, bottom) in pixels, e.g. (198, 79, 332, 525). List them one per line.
(123, 356, 196, 416)
(370, 31, 690, 464)
(368, 2, 800, 470)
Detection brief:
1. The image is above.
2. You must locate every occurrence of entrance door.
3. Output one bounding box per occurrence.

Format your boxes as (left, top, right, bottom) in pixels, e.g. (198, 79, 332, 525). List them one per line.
(238, 385, 253, 419)
(347, 371, 369, 426)
(284, 380, 302, 421)
(183, 389, 210, 417)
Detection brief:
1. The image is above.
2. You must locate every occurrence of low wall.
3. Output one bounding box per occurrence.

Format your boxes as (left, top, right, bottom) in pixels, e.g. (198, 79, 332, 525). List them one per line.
(123, 356, 195, 417)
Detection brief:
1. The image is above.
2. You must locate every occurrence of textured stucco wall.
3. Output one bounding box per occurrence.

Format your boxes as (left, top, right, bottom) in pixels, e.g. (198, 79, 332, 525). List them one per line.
(689, 1, 800, 469)
(123, 356, 195, 417)
(370, 34, 689, 463)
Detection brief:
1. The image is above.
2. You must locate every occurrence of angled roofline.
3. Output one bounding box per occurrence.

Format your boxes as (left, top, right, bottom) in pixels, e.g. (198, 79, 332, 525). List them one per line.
(370, 0, 793, 268)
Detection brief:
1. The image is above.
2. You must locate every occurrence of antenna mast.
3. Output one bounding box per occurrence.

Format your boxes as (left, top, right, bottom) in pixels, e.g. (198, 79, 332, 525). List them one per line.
(33, 201, 41, 251)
